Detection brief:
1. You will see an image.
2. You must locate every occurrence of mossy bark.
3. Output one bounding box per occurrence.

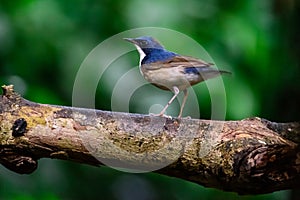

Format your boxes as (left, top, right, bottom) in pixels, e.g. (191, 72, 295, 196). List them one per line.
(0, 85, 300, 194)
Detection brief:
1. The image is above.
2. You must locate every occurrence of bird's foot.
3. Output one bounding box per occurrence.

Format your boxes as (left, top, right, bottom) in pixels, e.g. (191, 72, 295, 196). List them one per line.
(183, 116, 192, 119)
(149, 113, 172, 119)
(176, 115, 191, 120)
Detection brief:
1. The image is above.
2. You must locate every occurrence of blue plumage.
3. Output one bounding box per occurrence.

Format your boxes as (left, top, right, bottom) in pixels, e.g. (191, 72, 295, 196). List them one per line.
(184, 67, 201, 74)
(142, 49, 177, 64)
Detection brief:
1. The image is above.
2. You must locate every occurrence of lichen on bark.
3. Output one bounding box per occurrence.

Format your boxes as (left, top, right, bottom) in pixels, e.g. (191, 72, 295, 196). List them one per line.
(0, 85, 300, 195)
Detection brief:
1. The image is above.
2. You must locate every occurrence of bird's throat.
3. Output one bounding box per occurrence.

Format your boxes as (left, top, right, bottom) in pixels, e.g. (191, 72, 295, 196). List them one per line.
(134, 44, 146, 66)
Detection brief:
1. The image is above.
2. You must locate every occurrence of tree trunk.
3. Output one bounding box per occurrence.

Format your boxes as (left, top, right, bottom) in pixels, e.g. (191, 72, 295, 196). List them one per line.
(0, 85, 299, 195)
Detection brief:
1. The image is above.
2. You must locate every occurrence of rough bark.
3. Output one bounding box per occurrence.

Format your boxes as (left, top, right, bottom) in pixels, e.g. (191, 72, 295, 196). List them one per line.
(0, 85, 299, 195)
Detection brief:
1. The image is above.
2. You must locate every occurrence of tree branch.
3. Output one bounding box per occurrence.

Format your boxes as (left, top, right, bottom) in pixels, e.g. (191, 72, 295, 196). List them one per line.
(0, 85, 299, 195)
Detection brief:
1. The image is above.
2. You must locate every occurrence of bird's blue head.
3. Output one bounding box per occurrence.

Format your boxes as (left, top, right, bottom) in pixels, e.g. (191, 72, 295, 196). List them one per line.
(124, 36, 177, 64)
(124, 36, 164, 54)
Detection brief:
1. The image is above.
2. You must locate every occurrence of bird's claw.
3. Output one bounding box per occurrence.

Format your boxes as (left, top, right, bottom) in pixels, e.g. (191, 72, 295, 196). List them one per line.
(182, 116, 191, 119)
(149, 113, 172, 119)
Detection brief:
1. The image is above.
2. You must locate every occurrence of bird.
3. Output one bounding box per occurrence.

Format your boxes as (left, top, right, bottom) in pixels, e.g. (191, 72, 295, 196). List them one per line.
(124, 36, 230, 118)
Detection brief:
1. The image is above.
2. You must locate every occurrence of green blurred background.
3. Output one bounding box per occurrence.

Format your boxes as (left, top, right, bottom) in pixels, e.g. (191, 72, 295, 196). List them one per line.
(0, 0, 299, 199)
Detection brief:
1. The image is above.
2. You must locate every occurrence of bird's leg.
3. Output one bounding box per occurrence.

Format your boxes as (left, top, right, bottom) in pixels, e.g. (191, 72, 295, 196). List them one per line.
(178, 89, 188, 118)
(157, 86, 180, 117)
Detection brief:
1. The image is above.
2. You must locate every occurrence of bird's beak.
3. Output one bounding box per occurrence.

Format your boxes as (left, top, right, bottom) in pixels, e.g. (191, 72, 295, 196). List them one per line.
(123, 38, 136, 44)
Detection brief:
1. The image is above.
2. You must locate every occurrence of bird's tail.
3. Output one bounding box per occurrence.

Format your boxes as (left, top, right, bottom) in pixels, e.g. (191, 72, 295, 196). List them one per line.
(196, 67, 231, 80)
(218, 70, 232, 75)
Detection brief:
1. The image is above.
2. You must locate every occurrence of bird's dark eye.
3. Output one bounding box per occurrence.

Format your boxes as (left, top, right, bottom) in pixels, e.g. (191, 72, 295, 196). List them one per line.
(140, 40, 148, 46)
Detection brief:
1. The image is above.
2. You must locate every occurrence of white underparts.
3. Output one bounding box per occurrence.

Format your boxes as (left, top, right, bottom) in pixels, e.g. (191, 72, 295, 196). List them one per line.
(134, 44, 146, 67)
